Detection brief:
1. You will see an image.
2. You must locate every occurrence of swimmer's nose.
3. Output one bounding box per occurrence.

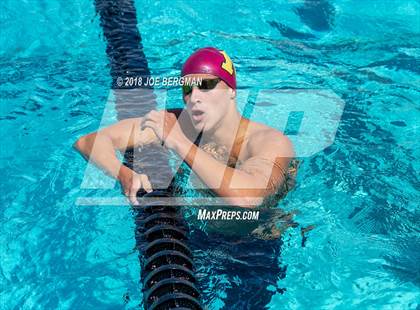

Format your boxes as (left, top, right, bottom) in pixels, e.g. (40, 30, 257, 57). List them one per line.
(189, 86, 202, 105)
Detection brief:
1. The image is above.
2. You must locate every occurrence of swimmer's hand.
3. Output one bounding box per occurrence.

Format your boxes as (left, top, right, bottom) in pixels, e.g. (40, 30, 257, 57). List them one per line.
(142, 110, 187, 150)
(118, 166, 152, 206)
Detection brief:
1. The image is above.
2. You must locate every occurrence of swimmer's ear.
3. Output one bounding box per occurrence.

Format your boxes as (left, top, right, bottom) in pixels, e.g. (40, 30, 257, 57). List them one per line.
(229, 88, 236, 99)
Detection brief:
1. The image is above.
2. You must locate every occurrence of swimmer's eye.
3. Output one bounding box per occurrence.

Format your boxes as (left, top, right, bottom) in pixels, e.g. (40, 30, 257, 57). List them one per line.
(182, 84, 193, 96)
(182, 78, 221, 96)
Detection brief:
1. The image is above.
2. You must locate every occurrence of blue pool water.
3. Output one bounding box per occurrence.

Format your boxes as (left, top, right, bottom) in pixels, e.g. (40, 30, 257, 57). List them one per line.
(1, 0, 419, 309)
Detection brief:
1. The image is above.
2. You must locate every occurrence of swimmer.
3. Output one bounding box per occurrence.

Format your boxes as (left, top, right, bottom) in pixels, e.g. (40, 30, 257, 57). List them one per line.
(74, 47, 295, 208)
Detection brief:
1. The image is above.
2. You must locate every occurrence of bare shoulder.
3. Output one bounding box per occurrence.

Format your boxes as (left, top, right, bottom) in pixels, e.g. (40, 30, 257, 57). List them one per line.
(245, 120, 294, 157)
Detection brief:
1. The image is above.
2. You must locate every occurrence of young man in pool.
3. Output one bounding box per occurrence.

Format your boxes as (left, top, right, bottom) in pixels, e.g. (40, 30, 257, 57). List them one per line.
(75, 47, 296, 208)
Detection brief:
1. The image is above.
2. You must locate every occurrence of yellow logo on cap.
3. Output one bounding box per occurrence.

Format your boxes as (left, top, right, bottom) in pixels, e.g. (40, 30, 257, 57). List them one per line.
(220, 50, 234, 76)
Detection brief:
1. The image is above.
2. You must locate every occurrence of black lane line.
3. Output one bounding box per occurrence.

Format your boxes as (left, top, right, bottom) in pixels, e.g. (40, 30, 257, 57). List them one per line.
(93, 2, 201, 309)
(94, 2, 283, 308)
(95, 0, 156, 120)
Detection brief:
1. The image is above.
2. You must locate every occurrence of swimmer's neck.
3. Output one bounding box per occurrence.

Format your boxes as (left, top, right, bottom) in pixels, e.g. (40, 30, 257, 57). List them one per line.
(201, 105, 242, 146)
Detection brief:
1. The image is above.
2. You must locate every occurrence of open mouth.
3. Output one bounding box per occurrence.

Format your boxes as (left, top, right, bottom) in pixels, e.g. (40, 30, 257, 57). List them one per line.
(191, 110, 205, 122)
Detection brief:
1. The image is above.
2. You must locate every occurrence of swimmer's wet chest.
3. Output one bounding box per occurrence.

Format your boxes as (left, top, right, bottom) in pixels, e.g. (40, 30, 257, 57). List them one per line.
(199, 118, 253, 167)
(199, 137, 251, 168)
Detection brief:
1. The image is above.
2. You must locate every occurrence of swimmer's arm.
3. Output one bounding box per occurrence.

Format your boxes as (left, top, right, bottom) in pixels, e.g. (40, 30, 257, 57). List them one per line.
(73, 117, 158, 179)
(175, 131, 293, 208)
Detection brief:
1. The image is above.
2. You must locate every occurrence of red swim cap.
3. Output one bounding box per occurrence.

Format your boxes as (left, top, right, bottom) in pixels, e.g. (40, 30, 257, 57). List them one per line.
(181, 47, 236, 89)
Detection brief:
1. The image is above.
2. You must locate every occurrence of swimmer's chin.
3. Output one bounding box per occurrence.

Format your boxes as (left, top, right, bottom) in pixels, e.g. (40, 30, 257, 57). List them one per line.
(191, 121, 207, 133)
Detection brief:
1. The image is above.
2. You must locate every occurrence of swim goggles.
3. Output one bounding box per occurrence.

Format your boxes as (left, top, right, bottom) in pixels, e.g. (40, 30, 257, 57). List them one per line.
(182, 78, 221, 96)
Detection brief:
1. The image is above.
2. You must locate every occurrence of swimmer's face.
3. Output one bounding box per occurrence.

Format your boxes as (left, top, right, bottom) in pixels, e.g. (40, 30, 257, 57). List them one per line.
(183, 74, 233, 133)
